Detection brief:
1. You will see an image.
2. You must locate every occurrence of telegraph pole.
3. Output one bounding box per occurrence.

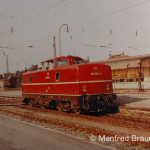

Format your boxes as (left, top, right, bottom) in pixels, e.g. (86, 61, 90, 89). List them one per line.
(0, 47, 14, 73)
(138, 61, 142, 92)
(0, 50, 9, 73)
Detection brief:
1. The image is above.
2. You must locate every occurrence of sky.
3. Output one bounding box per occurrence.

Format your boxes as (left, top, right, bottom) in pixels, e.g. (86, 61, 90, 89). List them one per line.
(0, 0, 150, 74)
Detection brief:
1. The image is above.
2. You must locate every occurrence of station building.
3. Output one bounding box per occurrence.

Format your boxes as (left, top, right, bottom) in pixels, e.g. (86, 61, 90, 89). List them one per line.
(97, 53, 150, 91)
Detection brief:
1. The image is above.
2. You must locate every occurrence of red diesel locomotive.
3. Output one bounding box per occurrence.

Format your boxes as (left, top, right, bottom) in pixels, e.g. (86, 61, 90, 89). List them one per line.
(22, 55, 118, 114)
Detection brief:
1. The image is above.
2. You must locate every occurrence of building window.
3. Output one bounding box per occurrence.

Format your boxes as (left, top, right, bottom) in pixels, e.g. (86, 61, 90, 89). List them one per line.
(120, 79, 125, 82)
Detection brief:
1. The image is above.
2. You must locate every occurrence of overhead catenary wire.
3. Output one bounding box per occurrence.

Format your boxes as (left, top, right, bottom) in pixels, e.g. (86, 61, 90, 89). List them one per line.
(13, 0, 149, 49)
(1, 0, 149, 37)
(1, 0, 84, 47)
(1, 0, 83, 40)
(14, 0, 65, 28)
(0, 0, 145, 40)
(63, 0, 150, 51)
(0, 11, 43, 20)
(0, 0, 65, 40)
(71, 0, 150, 30)
(1, 0, 149, 53)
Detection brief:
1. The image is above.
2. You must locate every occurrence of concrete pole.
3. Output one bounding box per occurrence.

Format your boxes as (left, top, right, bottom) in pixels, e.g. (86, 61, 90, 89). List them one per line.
(59, 24, 69, 57)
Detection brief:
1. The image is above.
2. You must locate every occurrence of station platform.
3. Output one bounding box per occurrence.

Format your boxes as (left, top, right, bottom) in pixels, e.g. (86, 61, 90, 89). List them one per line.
(0, 89, 22, 97)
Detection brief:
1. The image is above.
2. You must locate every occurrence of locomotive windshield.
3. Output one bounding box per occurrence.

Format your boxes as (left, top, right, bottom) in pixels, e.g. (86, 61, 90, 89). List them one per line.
(55, 59, 69, 66)
(74, 58, 84, 64)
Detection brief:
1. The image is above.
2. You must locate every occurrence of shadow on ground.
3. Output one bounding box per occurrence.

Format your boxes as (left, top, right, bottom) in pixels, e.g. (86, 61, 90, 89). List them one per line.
(116, 95, 149, 106)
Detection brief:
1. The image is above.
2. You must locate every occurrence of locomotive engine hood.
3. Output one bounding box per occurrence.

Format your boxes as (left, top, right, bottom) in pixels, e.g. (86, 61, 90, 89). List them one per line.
(76, 63, 113, 95)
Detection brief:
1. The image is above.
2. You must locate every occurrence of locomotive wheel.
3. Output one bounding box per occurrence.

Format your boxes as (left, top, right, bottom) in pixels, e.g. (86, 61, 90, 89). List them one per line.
(73, 108, 81, 114)
(57, 104, 63, 111)
(49, 101, 57, 110)
(41, 106, 45, 110)
(29, 99, 34, 107)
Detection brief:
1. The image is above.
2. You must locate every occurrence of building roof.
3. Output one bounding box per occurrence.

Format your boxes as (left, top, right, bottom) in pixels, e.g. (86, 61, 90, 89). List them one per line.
(96, 54, 150, 64)
(95, 53, 150, 69)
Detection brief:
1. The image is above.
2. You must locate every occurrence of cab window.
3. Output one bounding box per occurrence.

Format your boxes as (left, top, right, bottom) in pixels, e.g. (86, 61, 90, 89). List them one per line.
(42, 60, 54, 70)
(46, 60, 54, 70)
(74, 58, 84, 64)
(55, 59, 68, 66)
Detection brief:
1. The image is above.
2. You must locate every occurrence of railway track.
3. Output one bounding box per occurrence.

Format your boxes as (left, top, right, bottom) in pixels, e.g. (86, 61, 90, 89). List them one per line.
(0, 96, 22, 103)
(17, 105, 150, 130)
(1, 96, 150, 129)
(0, 96, 150, 130)
(1, 96, 150, 111)
(0, 96, 150, 148)
(0, 106, 150, 148)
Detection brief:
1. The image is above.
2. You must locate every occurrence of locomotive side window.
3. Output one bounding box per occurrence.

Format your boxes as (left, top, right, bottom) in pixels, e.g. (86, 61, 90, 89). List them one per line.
(55, 59, 68, 66)
(30, 76, 32, 82)
(56, 73, 60, 81)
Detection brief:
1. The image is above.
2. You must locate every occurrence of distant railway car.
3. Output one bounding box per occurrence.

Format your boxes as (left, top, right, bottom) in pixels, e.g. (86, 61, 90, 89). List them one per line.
(22, 56, 118, 114)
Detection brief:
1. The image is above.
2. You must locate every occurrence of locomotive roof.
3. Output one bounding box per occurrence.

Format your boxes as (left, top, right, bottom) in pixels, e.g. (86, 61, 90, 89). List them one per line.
(45, 55, 83, 62)
(23, 56, 87, 75)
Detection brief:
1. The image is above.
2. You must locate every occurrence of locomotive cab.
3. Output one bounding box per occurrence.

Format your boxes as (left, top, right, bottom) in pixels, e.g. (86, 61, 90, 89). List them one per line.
(39, 56, 85, 70)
